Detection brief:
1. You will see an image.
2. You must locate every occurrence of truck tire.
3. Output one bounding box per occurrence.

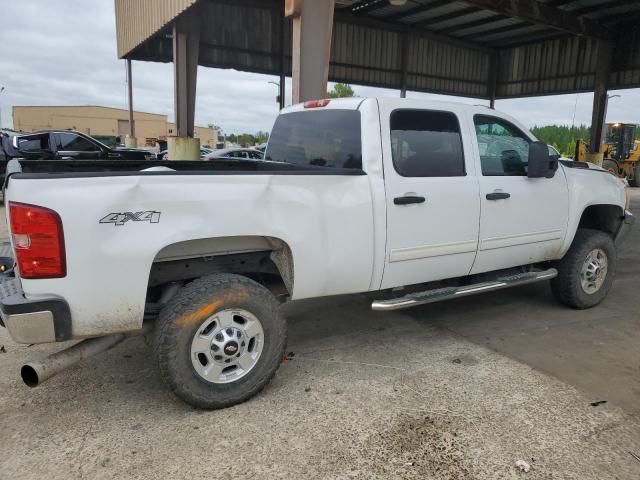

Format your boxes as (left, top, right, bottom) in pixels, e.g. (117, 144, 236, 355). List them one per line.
(550, 228, 616, 309)
(155, 274, 286, 409)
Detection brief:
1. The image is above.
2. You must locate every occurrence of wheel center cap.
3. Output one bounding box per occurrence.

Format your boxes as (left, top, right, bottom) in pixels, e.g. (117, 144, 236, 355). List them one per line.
(224, 341, 239, 356)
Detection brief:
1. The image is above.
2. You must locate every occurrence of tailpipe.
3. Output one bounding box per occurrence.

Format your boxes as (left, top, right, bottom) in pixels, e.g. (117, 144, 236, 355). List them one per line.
(21, 333, 127, 387)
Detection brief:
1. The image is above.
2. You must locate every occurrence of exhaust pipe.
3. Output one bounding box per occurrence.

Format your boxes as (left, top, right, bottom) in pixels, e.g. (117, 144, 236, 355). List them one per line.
(22, 322, 155, 387)
(21, 333, 127, 387)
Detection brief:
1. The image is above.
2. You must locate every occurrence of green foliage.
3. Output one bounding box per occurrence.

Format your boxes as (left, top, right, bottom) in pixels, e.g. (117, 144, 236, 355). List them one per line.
(327, 83, 356, 98)
(531, 124, 591, 157)
(226, 131, 269, 147)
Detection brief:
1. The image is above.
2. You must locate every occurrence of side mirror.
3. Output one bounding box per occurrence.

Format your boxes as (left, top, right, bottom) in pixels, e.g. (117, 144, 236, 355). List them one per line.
(528, 141, 558, 178)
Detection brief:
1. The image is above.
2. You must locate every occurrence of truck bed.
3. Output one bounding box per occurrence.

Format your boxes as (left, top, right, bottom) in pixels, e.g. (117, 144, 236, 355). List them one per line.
(10, 159, 365, 178)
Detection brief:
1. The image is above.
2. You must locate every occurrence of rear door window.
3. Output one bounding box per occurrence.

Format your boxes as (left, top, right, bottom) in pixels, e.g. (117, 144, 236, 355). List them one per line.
(390, 110, 465, 177)
(266, 110, 362, 169)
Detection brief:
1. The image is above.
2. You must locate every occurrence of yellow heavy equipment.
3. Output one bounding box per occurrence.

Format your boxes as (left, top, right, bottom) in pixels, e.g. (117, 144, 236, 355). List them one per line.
(576, 123, 640, 186)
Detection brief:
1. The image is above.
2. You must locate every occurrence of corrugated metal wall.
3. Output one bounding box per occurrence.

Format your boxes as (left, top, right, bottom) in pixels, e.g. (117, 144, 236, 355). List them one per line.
(125, 0, 491, 98)
(197, 1, 285, 75)
(115, 0, 198, 58)
(406, 35, 489, 97)
(612, 27, 640, 90)
(118, 0, 640, 99)
(498, 30, 640, 98)
(330, 22, 490, 97)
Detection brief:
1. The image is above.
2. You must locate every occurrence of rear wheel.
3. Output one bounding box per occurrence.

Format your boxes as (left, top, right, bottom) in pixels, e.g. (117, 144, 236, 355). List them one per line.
(155, 274, 286, 409)
(550, 229, 616, 309)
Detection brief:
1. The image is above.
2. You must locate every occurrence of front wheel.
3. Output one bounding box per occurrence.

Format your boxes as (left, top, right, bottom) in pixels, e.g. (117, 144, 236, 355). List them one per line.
(155, 274, 287, 409)
(550, 229, 616, 309)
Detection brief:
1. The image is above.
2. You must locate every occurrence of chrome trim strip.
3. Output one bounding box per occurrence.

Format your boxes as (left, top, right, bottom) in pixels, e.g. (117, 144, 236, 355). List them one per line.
(389, 239, 477, 262)
(480, 229, 562, 251)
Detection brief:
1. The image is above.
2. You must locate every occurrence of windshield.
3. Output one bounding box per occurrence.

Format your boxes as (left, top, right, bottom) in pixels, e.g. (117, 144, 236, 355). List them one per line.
(266, 110, 362, 169)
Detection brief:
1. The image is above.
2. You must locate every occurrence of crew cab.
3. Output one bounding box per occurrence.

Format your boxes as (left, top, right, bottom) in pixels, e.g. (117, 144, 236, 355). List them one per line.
(0, 98, 633, 409)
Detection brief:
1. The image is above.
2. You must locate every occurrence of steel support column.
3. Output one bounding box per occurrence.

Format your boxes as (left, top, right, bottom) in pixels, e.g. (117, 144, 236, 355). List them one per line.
(173, 6, 201, 138)
(288, 0, 336, 104)
(488, 52, 499, 109)
(590, 41, 613, 153)
(400, 31, 409, 98)
(125, 59, 137, 147)
(279, 2, 287, 110)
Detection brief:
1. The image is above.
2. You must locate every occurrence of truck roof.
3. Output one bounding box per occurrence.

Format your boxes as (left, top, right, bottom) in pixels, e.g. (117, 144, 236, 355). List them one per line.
(282, 97, 494, 114)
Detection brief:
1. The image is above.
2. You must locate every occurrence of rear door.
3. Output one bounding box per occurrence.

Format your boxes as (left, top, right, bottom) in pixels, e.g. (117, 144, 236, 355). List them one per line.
(470, 112, 568, 274)
(380, 104, 481, 289)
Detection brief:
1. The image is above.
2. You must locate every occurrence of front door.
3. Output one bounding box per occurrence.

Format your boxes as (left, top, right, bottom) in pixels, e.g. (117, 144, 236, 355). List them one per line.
(54, 132, 103, 160)
(470, 113, 569, 274)
(380, 105, 481, 289)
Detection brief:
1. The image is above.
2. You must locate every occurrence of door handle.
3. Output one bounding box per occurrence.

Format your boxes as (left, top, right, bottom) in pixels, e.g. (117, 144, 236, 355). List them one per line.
(394, 195, 426, 205)
(486, 192, 511, 200)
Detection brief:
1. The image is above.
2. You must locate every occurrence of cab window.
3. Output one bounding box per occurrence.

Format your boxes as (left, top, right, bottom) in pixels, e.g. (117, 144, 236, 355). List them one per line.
(390, 110, 465, 177)
(474, 115, 531, 176)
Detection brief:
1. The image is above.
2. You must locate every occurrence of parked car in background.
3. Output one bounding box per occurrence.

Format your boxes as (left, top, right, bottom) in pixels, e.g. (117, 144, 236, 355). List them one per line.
(203, 148, 264, 160)
(255, 143, 267, 152)
(1, 130, 154, 162)
(0, 130, 151, 192)
(157, 147, 213, 160)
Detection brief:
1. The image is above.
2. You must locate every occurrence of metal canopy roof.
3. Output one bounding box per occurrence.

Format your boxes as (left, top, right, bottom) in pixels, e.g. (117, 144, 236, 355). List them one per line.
(116, 0, 640, 99)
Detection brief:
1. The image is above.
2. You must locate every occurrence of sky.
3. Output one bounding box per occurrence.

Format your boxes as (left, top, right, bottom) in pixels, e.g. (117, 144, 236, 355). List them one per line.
(0, 0, 638, 135)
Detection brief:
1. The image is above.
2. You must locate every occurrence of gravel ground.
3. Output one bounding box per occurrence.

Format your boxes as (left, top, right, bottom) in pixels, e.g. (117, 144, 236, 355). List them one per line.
(1, 198, 640, 479)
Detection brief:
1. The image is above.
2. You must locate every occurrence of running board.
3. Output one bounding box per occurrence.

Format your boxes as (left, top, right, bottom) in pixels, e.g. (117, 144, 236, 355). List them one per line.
(371, 268, 558, 311)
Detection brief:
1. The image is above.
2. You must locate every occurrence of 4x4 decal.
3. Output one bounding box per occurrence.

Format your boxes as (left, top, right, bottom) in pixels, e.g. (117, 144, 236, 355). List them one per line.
(99, 211, 161, 226)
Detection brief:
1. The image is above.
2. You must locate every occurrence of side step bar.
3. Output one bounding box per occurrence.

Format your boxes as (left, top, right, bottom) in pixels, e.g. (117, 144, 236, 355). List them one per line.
(371, 268, 558, 312)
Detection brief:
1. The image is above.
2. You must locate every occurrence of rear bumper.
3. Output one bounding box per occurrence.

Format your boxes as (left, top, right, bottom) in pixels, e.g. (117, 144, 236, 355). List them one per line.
(615, 210, 635, 246)
(0, 276, 71, 344)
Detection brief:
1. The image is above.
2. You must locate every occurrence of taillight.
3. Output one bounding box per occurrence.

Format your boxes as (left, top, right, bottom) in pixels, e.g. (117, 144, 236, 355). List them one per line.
(9, 202, 66, 279)
(304, 99, 331, 108)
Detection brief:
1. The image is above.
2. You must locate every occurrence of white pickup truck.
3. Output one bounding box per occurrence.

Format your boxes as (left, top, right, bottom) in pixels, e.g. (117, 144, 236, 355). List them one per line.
(0, 98, 633, 409)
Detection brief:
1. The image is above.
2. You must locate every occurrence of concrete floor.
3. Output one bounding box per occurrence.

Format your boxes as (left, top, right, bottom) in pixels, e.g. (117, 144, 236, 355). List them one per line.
(1, 196, 640, 479)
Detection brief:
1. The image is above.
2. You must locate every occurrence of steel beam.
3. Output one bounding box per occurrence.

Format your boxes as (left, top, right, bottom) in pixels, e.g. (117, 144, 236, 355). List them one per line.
(126, 59, 135, 138)
(279, 1, 287, 109)
(460, 0, 610, 39)
(488, 52, 499, 108)
(348, 0, 387, 15)
(418, 7, 480, 27)
(438, 14, 508, 35)
(173, 4, 201, 138)
(386, 0, 451, 22)
(335, 11, 494, 54)
(590, 41, 614, 153)
(290, 0, 336, 103)
(400, 31, 409, 98)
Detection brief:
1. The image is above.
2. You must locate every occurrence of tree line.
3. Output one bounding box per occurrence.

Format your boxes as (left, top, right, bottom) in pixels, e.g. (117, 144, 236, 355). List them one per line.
(532, 124, 640, 157)
(531, 125, 591, 157)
